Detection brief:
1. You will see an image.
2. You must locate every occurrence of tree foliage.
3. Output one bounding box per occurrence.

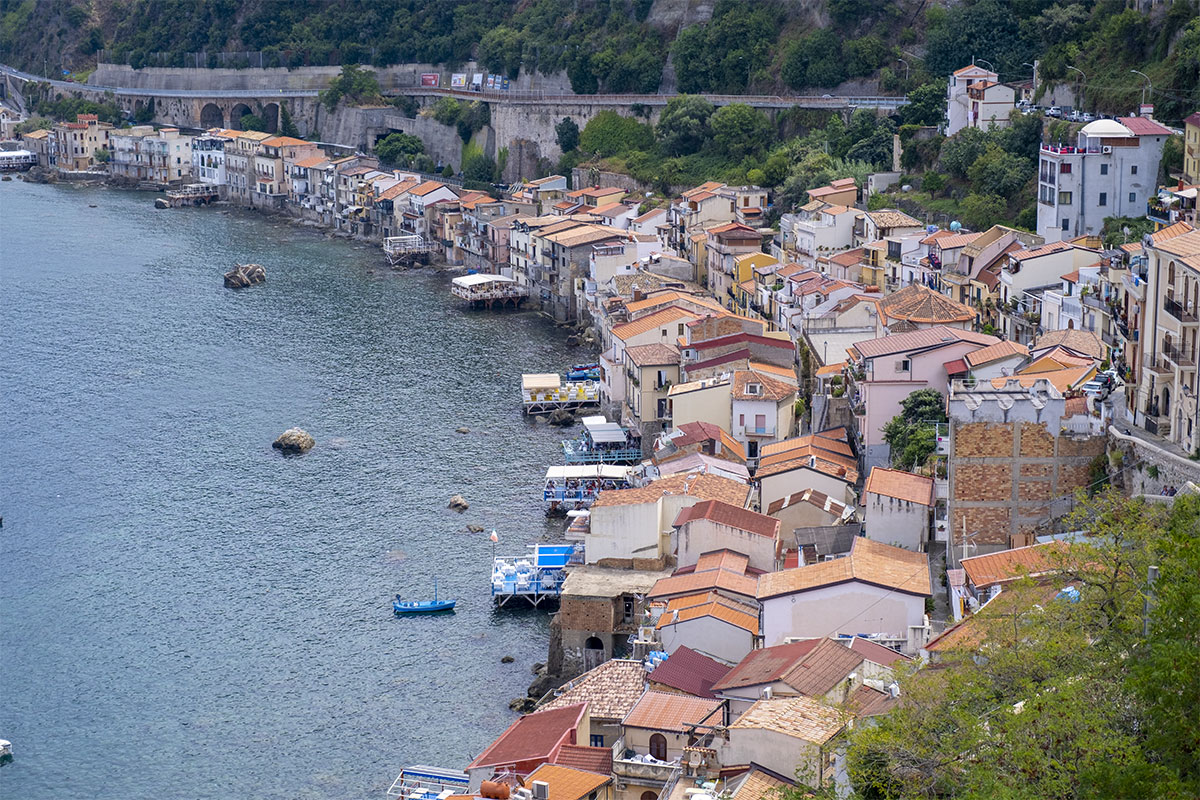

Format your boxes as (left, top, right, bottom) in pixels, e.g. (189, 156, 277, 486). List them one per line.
(881, 389, 947, 470)
(710, 103, 771, 160)
(672, 0, 778, 93)
(555, 117, 580, 154)
(579, 111, 653, 158)
(846, 490, 1200, 800)
(279, 103, 300, 138)
(374, 132, 425, 167)
(655, 95, 715, 157)
(319, 63, 382, 111)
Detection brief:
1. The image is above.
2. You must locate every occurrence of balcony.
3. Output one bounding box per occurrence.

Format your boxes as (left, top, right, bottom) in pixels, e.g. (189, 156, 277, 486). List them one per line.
(1163, 340, 1196, 368)
(1165, 297, 1199, 324)
(612, 739, 681, 784)
(741, 425, 776, 437)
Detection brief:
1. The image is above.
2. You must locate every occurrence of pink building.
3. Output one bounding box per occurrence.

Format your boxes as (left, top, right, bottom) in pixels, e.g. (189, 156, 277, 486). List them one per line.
(847, 325, 999, 469)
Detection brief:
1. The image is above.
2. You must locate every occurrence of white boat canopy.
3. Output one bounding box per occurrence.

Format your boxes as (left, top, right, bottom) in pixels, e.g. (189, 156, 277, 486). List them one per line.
(544, 465, 632, 481)
(452, 273, 517, 288)
(523, 373, 561, 391)
(584, 419, 628, 443)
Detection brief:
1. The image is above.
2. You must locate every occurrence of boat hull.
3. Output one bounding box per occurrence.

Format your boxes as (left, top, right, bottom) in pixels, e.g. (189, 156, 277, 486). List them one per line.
(393, 599, 456, 615)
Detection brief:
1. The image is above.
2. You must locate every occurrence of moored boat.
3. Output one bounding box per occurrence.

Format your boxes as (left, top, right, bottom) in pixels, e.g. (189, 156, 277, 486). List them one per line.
(394, 580, 456, 614)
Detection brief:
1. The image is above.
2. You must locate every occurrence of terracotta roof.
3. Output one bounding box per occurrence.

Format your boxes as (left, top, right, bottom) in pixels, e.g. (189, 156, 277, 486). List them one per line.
(934, 232, 981, 249)
(964, 340, 1029, 367)
(850, 325, 998, 360)
(1032, 329, 1102, 360)
(674, 500, 780, 538)
(731, 370, 796, 402)
(778, 638, 865, 696)
(409, 180, 448, 196)
(593, 472, 750, 509)
(761, 432, 854, 461)
(766, 488, 850, 520)
(622, 690, 722, 733)
(647, 646, 732, 698)
(626, 291, 725, 315)
(468, 703, 586, 768)
(729, 696, 846, 744)
(542, 659, 646, 720)
(525, 764, 611, 800)
(647, 563, 759, 601)
(658, 421, 747, 463)
(625, 343, 681, 367)
(552, 744, 613, 776)
(866, 210, 921, 229)
(845, 636, 911, 667)
(730, 766, 794, 800)
(378, 178, 419, 200)
(1117, 116, 1173, 136)
(1063, 396, 1088, 417)
(865, 467, 935, 506)
(877, 285, 976, 325)
(1150, 221, 1196, 245)
(291, 155, 327, 169)
(261, 135, 310, 147)
(953, 64, 995, 76)
(749, 361, 798, 383)
(711, 640, 820, 690)
(847, 684, 899, 718)
(707, 222, 760, 238)
(925, 581, 1061, 652)
(824, 248, 865, 267)
(961, 541, 1069, 590)
(757, 537, 931, 600)
(612, 306, 700, 341)
(1186, 112, 1200, 129)
(656, 595, 760, 634)
(754, 454, 858, 484)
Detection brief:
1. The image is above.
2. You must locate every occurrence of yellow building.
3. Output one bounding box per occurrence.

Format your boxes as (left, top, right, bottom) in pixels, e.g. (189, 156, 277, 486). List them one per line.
(859, 241, 887, 290)
(728, 252, 778, 311)
(1185, 112, 1200, 185)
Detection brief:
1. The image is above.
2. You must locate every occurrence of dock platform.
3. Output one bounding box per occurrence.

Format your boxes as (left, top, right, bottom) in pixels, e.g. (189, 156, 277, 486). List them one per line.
(159, 184, 219, 208)
(384, 235, 436, 267)
(451, 273, 527, 308)
(492, 544, 576, 607)
(387, 765, 469, 800)
(522, 373, 600, 414)
(563, 415, 643, 464)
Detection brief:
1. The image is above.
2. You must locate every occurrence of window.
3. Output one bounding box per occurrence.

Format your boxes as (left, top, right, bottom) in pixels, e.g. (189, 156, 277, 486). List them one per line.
(1129, 192, 1137, 203)
(1062, 219, 1070, 231)
(677, 324, 684, 336)
(1099, 192, 1107, 206)
(1060, 163, 1072, 174)
(590, 735, 605, 748)
(746, 383, 761, 395)
(649, 734, 668, 761)
(1058, 191, 1072, 205)
(1131, 165, 1138, 175)
(900, 358, 911, 371)
(747, 440, 759, 458)
(1100, 163, 1109, 176)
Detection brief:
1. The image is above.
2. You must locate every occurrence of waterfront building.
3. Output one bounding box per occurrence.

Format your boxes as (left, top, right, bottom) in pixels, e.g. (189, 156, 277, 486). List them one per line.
(465, 703, 588, 790)
(615, 690, 723, 800)
(190, 128, 233, 186)
(508, 174, 568, 213)
(622, 343, 681, 443)
(1036, 117, 1171, 243)
(225, 130, 273, 204)
(108, 125, 193, 184)
(288, 155, 331, 221)
(252, 135, 320, 209)
(557, 565, 672, 673)
(51, 114, 112, 172)
(20, 128, 50, 166)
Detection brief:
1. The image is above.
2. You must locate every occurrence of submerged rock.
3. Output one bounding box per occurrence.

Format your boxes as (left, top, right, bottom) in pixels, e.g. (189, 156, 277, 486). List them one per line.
(272, 428, 315, 454)
(466, 524, 485, 533)
(224, 263, 267, 289)
(509, 696, 537, 712)
(456, 426, 470, 434)
(501, 655, 515, 664)
(448, 494, 469, 512)
(547, 409, 575, 427)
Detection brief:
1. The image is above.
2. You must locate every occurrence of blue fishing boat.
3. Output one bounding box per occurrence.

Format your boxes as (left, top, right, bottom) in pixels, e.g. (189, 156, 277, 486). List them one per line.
(565, 363, 600, 381)
(394, 580, 456, 615)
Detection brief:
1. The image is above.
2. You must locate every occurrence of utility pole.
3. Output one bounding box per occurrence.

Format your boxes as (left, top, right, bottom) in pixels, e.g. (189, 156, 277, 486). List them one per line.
(1130, 69, 1152, 108)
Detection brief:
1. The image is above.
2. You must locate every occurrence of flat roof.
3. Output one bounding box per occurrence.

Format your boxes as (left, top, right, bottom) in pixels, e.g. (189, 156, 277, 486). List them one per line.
(561, 565, 674, 597)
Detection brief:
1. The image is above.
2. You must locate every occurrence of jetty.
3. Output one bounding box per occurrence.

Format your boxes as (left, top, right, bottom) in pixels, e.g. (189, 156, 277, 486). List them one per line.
(491, 543, 576, 607)
(386, 766, 469, 800)
(522, 373, 600, 414)
(384, 234, 436, 267)
(451, 273, 526, 308)
(543, 464, 635, 513)
(563, 415, 643, 464)
(156, 183, 219, 208)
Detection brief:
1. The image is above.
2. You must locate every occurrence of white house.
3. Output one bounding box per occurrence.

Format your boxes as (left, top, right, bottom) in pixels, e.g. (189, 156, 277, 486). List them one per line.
(945, 64, 1004, 136)
(862, 467, 935, 552)
(673, 500, 781, 573)
(962, 340, 1030, 381)
(724, 697, 849, 794)
(756, 537, 932, 654)
(654, 591, 759, 665)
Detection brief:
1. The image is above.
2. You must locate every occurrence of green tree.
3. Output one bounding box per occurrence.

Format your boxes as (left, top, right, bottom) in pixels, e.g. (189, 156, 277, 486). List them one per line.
(374, 132, 425, 167)
(710, 103, 771, 159)
(1100, 216, 1154, 248)
(900, 81, 947, 127)
(938, 127, 990, 180)
(238, 113, 266, 132)
(93, 147, 110, 163)
(319, 63, 382, 111)
(555, 117, 580, 153)
(461, 151, 497, 184)
(881, 388, 947, 469)
(961, 193, 1007, 229)
(655, 95, 715, 157)
(279, 103, 300, 138)
(579, 111, 653, 158)
(966, 143, 1032, 198)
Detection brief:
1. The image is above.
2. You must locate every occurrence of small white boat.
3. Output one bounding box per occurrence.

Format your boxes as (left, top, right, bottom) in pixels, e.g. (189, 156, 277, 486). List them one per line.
(0, 738, 12, 760)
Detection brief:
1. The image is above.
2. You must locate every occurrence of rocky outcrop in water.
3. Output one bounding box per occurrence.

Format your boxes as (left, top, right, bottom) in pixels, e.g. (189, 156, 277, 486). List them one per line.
(272, 428, 315, 454)
(448, 494, 469, 512)
(224, 263, 267, 289)
(547, 409, 575, 427)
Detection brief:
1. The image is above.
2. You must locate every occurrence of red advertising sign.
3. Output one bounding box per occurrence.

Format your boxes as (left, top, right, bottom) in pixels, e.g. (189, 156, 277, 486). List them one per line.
(420, 73, 440, 87)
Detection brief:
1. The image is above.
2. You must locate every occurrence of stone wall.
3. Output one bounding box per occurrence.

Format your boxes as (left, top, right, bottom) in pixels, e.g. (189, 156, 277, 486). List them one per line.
(1108, 427, 1200, 496)
(948, 420, 1107, 552)
(316, 105, 464, 167)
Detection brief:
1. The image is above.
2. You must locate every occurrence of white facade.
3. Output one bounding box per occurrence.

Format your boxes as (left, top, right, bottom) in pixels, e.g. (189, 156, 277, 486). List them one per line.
(1037, 118, 1170, 243)
(191, 133, 229, 185)
(863, 490, 931, 551)
(675, 517, 777, 573)
(656, 614, 755, 666)
(945, 65, 999, 135)
(760, 581, 926, 653)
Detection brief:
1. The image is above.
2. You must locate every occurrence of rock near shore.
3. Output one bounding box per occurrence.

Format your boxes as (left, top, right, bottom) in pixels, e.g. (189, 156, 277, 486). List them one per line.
(272, 428, 315, 454)
(547, 409, 576, 427)
(224, 263, 267, 289)
(448, 494, 469, 512)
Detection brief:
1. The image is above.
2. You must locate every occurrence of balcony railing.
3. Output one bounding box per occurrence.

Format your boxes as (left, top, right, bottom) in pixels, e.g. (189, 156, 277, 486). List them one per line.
(741, 425, 776, 436)
(1163, 340, 1196, 367)
(1165, 297, 1198, 324)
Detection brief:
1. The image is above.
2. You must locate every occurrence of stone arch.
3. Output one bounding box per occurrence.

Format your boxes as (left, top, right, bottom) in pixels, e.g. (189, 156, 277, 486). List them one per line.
(230, 103, 253, 129)
(260, 102, 280, 134)
(200, 103, 225, 129)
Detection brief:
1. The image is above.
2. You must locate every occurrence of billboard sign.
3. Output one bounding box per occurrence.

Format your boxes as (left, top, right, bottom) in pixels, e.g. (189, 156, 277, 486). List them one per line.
(450, 73, 467, 88)
(420, 73, 440, 87)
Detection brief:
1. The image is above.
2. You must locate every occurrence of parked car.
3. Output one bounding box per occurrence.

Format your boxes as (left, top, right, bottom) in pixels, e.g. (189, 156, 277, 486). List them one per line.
(1069, 109, 1083, 122)
(1047, 106, 1062, 118)
(1081, 380, 1110, 399)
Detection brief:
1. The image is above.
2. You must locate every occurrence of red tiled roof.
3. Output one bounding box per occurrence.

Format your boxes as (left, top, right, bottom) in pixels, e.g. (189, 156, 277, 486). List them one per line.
(711, 640, 822, 691)
(961, 541, 1069, 590)
(757, 538, 931, 599)
(864, 467, 935, 506)
(845, 636, 912, 667)
(622, 690, 722, 732)
(1117, 116, 1173, 136)
(647, 646, 732, 698)
(552, 745, 614, 776)
(673, 500, 780, 538)
(468, 703, 586, 769)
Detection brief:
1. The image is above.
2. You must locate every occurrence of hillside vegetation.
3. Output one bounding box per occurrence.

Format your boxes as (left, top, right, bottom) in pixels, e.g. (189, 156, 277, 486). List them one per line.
(3, 0, 1189, 114)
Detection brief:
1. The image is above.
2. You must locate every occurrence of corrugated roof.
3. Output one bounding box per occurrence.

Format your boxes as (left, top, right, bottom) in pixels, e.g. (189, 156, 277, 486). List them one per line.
(1117, 116, 1173, 136)
(647, 646, 732, 698)
(543, 659, 646, 721)
(757, 537, 931, 599)
(864, 467, 935, 506)
(728, 696, 847, 744)
(622, 690, 722, 733)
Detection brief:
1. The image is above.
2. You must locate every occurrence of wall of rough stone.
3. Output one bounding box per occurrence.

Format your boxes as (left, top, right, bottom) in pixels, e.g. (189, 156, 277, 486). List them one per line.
(1108, 427, 1200, 496)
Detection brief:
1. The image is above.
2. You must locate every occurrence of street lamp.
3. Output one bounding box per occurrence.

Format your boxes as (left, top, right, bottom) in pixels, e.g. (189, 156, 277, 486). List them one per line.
(1130, 69, 1152, 107)
(1067, 65, 1085, 105)
(897, 58, 910, 81)
(973, 58, 994, 73)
